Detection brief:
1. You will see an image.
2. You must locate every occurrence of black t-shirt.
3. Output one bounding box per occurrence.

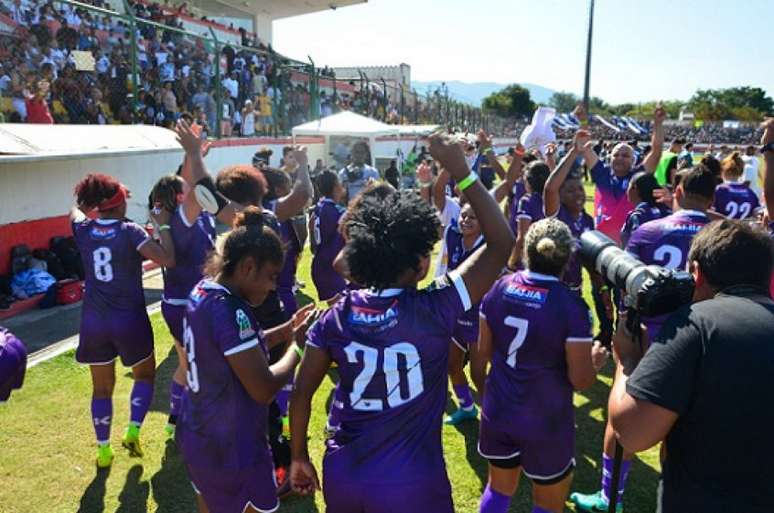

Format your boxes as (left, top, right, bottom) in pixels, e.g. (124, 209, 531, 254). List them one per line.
(627, 289, 774, 513)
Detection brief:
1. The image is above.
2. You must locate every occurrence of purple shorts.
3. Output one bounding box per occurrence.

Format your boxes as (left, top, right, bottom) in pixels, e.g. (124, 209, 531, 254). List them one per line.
(452, 318, 479, 351)
(478, 412, 575, 484)
(0, 332, 27, 402)
(186, 462, 279, 513)
(77, 306, 154, 367)
(161, 301, 186, 343)
(312, 262, 346, 302)
(277, 286, 298, 317)
(322, 468, 453, 513)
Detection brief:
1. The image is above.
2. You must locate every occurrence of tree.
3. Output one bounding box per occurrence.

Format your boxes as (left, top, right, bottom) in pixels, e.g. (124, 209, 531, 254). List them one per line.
(481, 84, 536, 118)
(687, 87, 773, 120)
(548, 91, 579, 112)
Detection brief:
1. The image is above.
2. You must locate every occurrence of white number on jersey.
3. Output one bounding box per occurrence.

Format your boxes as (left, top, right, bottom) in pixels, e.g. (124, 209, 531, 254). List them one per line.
(344, 341, 425, 411)
(93, 247, 114, 282)
(504, 316, 529, 368)
(725, 201, 752, 220)
(313, 214, 322, 247)
(654, 244, 683, 269)
(183, 318, 200, 393)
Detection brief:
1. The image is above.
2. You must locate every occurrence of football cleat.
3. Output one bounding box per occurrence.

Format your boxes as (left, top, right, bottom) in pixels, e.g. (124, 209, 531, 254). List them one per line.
(444, 405, 478, 425)
(121, 425, 144, 457)
(96, 444, 114, 468)
(570, 490, 623, 513)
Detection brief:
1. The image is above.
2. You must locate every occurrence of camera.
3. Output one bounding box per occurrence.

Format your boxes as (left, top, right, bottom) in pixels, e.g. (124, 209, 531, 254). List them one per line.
(579, 231, 695, 318)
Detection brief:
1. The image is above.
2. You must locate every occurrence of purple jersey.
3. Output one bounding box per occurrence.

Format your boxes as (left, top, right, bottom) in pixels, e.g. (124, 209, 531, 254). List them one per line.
(73, 218, 149, 312)
(555, 205, 595, 290)
(479, 271, 592, 435)
(0, 326, 27, 402)
(620, 201, 671, 246)
(508, 180, 527, 233)
(264, 199, 301, 291)
(516, 192, 544, 226)
(713, 182, 760, 220)
(444, 219, 485, 344)
(311, 198, 346, 301)
(625, 210, 710, 337)
(306, 272, 471, 484)
(177, 279, 271, 470)
(163, 207, 216, 302)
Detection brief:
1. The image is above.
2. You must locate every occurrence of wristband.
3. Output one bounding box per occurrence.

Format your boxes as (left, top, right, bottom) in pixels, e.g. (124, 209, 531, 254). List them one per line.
(157, 224, 171, 232)
(480, 146, 493, 154)
(597, 285, 610, 293)
(580, 119, 589, 126)
(294, 344, 304, 359)
(194, 176, 230, 215)
(457, 173, 478, 192)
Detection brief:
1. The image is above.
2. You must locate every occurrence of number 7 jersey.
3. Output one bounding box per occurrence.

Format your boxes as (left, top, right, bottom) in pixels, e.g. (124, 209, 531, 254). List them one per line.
(306, 272, 472, 484)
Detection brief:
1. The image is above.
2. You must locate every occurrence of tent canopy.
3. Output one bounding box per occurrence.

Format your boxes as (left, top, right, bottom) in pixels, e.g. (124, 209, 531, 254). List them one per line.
(397, 124, 439, 137)
(292, 111, 399, 138)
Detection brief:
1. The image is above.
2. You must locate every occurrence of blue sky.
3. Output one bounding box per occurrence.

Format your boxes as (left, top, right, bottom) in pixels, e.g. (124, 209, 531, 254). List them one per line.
(273, 0, 774, 105)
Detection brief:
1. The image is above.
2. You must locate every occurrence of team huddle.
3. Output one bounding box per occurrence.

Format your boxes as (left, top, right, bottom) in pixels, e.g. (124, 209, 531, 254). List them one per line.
(1, 113, 773, 513)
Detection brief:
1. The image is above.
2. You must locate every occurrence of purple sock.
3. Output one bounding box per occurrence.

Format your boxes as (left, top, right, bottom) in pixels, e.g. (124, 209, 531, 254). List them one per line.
(275, 373, 294, 417)
(91, 398, 112, 445)
(601, 453, 631, 504)
(169, 381, 184, 418)
(531, 507, 552, 513)
(129, 381, 154, 427)
(480, 484, 510, 513)
(453, 383, 475, 410)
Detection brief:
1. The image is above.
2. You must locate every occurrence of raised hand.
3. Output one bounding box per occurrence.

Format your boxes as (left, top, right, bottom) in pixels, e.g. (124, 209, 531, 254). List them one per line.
(573, 103, 588, 122)
(653, 102, 667, 124)
(574, 129, 591, 152)
(428, 132, 469, 181)
(175, 119, 201, 156)
(293, 145, 309, 170)
(477, 129, 493, 150)
(761, 118, 774, 146)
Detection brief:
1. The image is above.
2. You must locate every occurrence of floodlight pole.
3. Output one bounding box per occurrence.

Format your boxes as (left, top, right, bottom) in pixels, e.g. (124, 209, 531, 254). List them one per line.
(583, 0, 595, 112)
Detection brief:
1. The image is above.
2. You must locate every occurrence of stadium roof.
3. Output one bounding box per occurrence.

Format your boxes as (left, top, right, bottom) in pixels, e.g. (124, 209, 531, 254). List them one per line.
(188, 0, 367, 20)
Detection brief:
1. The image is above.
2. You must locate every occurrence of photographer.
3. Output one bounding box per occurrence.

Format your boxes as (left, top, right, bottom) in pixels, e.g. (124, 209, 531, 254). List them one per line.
(609, 220, 774, 513)
(338, 141, 380, 202)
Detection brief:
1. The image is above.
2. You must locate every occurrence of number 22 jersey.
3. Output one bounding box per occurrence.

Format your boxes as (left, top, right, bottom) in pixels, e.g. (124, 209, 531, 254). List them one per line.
(306, 272, 472, 484)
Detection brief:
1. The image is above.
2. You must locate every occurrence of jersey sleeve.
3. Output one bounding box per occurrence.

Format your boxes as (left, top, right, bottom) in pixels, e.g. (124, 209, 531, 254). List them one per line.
(305, 306, 340, 352)
(125, 222, 151, 251)
(215, 297, 261, 356)
(422, 271, 473, 332)
(565, 293, 593, 343)
(626, 308, 701, 414)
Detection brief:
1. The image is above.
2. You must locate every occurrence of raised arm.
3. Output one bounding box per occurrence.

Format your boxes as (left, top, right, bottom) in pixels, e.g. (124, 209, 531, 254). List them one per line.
(432, 166, 451, 214)
(176, 119, 209, 224)
(492, 145, 525, 203)
(762, 118, 774, 215)
(573, 104, 600, 169)
(429, 133, 515, 304)
(274, 148, 313, 222)
(140, 207, 176, 268)
(479, 129, 506, 180)
(544, 131, 586, 217)
(640, 104, 667, 174)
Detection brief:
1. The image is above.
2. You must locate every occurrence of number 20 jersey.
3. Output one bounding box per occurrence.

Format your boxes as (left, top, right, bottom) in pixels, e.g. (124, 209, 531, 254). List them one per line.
(306, 272, 471, 484)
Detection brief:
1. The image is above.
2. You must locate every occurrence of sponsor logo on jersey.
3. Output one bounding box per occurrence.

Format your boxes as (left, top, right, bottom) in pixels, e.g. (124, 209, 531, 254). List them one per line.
(349, 301, 399, 328)
(90, 225, 117, 240)
(504, 283, 549, 305)
(189, 285, 208, 307)
(663, 220, 705, 233)
(236, 309, 255, 340)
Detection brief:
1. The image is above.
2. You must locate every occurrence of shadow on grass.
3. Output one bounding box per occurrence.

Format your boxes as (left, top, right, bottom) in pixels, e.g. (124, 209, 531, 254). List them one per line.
(571, 363, 661, 512)
(278, 494, 321, 513)
(77, 466, 111, 513)
(115, 465, 150, 513)
(295, 290, 317, 309)
(445, 392, 488, 488)
(148, 344, 179, 414)
(150, 439, 195, 513)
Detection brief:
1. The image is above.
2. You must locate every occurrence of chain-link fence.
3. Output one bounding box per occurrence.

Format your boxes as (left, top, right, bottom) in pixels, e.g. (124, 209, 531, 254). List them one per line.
(0, 0, 523, 136)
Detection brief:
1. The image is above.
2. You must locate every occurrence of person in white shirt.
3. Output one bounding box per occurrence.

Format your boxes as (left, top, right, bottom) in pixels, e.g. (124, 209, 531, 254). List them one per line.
(241, 100, 256, 136)
(338, 141, 380, 202)
(741, 145, 762, 198)
(222, 71, 239, 100)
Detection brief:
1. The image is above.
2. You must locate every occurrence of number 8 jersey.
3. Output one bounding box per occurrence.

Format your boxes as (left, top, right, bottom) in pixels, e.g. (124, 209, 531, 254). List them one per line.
(73, 218, 150, 312)
(306, 271, 472, 485)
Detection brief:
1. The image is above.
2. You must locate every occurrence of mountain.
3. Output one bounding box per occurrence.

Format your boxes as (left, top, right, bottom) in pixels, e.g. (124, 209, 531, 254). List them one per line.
(412, 81, 557, 106)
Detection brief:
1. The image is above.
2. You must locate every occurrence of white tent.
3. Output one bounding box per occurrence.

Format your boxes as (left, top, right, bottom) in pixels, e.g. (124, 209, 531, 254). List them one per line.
(292, 111, 400, 166)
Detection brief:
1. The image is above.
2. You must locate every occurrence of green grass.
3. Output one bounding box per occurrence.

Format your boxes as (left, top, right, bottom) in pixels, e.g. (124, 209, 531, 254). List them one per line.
(0, 197, 662, 513)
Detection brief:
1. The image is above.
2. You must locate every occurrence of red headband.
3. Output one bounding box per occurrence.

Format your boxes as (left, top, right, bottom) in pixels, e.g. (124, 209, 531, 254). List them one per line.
(98, 186, 127, 212)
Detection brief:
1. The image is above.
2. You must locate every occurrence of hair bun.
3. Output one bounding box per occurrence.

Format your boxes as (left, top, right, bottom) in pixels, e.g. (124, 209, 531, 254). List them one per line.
(536, 237, 557, 257)
(234, 206, 264, 229)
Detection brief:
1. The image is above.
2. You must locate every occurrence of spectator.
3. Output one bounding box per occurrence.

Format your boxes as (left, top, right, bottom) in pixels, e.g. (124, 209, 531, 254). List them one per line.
(241, 99, 255, 136)
(742, 144, 762, 198)
(24, 80, 53, 124)
(338, 141, 379, 202)
(222, 70, 238, 101)
(384, 159, 400, 190)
